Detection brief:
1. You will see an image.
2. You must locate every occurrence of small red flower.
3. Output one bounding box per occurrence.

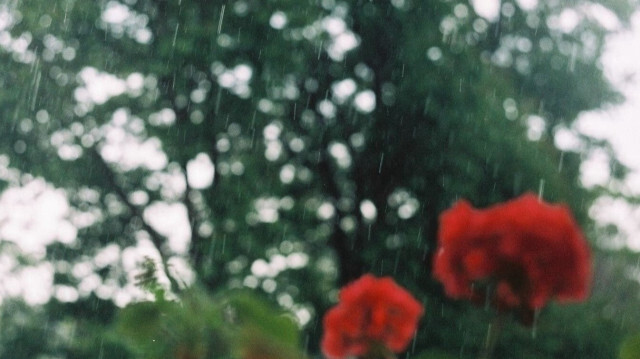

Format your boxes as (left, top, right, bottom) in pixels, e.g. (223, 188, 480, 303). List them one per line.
(321, 274, 424, 359)
(433, 193, 591, 320)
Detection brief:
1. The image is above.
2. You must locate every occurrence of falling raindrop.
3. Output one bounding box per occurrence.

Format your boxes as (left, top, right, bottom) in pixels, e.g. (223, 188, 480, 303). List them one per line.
(31, 69, 42, 111)
(172, 23, 180, 48)
(568, 42, 578, 72)
(558, 152, 564, 172)
(218, 5, 226, 34)
(317, 40, 324, 59)
(531, 309, 541, 339)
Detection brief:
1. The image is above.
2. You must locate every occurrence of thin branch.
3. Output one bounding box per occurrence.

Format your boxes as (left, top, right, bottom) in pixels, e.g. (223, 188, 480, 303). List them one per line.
(179, 161, 207, 272)
(88, 147, 181, 293)
(157, 72, 216, 279)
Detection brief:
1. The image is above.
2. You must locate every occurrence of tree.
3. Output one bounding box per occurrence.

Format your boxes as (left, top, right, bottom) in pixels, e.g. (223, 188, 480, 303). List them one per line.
(0, 0, 638, 357)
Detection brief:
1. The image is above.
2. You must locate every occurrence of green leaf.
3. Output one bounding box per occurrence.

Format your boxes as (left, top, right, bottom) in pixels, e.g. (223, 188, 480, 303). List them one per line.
(114, 289, 228, 359)
(225, 291, 303, 359)
(116, 302, 165, 343)
(620, 333, 640, 359)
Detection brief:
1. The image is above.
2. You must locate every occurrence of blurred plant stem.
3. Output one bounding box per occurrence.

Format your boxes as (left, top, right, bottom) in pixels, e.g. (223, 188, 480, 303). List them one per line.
(362, 343, 396, 359)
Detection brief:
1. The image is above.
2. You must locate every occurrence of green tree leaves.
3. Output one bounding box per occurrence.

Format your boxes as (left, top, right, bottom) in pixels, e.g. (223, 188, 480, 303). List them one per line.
(116, 288, 302, 359)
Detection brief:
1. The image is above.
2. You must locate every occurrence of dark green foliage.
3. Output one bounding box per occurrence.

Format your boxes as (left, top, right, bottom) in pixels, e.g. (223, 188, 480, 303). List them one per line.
(115, 288, 302, 359)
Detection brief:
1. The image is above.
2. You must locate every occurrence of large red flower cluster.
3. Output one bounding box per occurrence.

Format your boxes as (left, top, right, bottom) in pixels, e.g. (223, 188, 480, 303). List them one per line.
(433, 193, 591, 316)
(321, 274, 424, 359)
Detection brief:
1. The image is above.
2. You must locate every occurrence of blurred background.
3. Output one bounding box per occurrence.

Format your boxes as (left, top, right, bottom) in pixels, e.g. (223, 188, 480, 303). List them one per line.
(0, 0, 640, 358)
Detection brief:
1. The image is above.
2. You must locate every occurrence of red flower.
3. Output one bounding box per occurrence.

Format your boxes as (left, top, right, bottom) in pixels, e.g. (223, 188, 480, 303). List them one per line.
(321, 274, 424, 359)
(433, 193, 591, 318)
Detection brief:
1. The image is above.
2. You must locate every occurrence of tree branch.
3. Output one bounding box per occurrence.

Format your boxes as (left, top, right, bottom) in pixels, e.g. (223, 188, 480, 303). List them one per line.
(88, 147, 181, 293)
(156, 73, 218, 281)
